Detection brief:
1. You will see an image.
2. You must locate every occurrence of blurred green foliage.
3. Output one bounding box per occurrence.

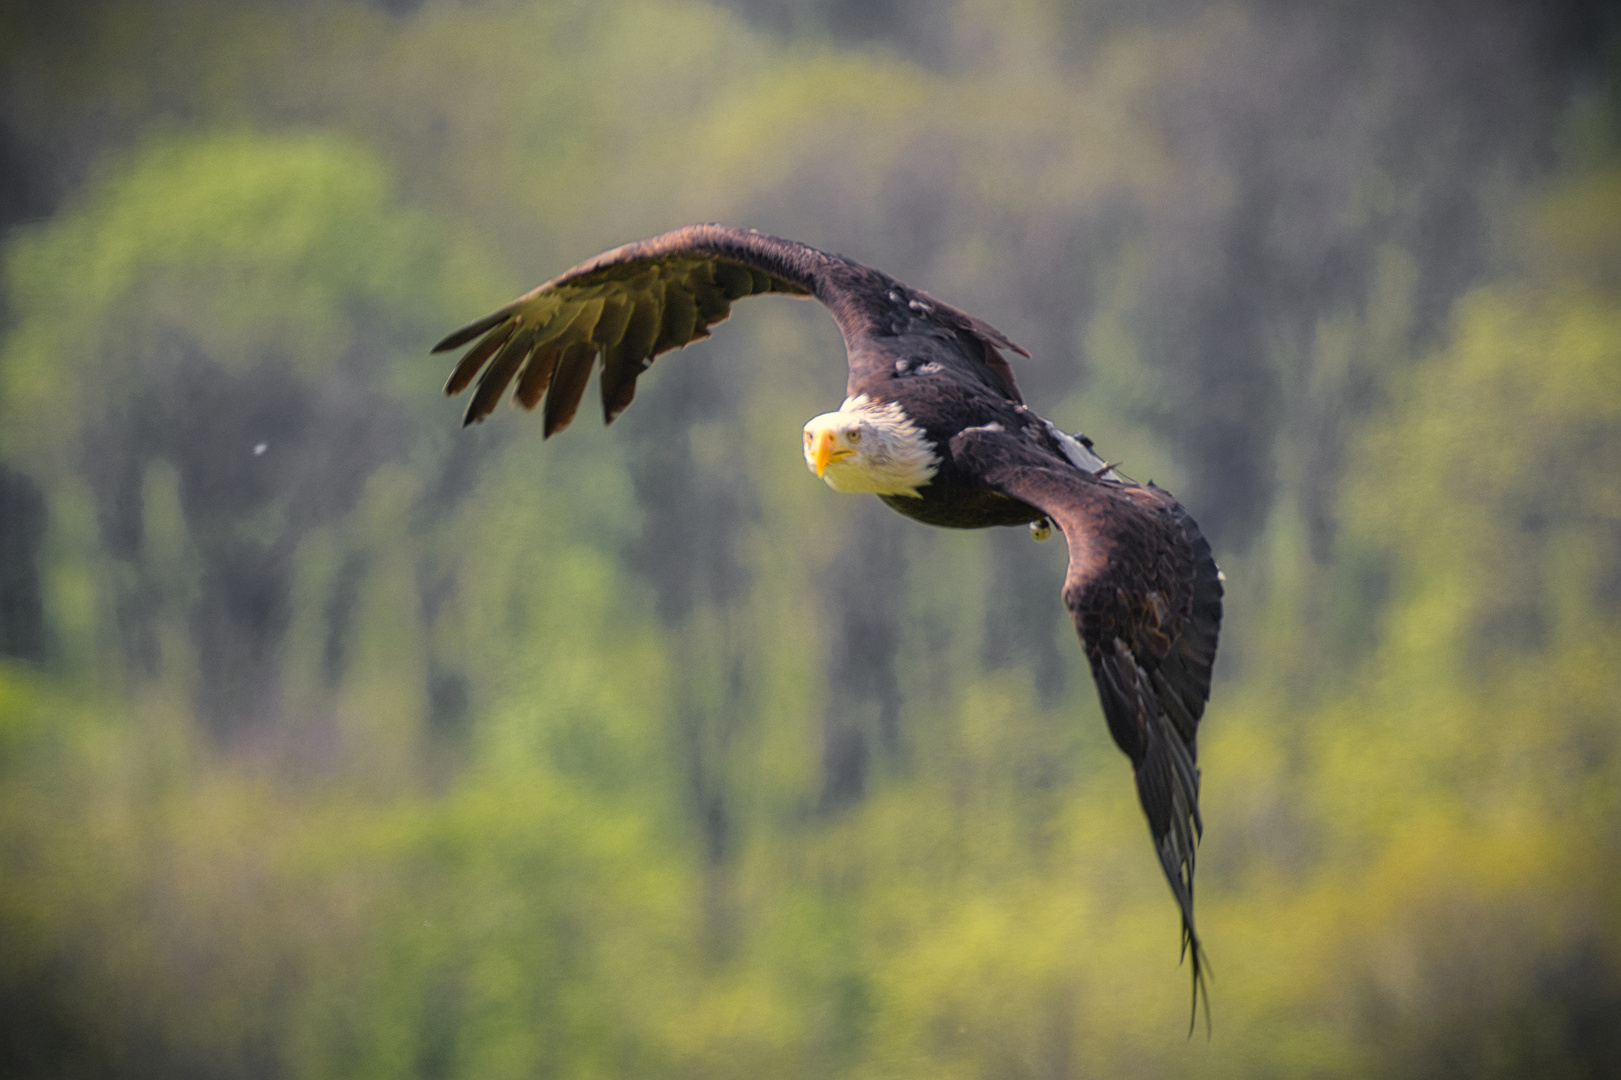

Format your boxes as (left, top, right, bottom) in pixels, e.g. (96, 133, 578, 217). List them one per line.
(1, 1, 1619, 1077)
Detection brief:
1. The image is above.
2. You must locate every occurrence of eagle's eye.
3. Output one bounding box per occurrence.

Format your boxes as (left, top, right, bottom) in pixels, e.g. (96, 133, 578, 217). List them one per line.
(848, 428, 862, 444)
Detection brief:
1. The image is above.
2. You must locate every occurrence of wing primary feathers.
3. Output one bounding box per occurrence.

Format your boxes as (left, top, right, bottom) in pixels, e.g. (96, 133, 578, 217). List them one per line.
(513, 339, 562, 410)
(463, 327, 535, 425)
(432, 307, 512, 353)
(653, 282, 697, 355)
(1130, 647, 1212, 1038)
(542, 340, 598, 438)
(444, 321, 516, 398)
(599, 300, 661, 422)
(1151, 669, 1201, 750)
(591, 297, 635, 352)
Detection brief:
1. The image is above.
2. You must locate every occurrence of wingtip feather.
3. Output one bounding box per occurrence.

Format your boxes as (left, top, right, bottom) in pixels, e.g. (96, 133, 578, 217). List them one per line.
(1185, 925, 1212, 1039)
(432, 308, 511, 353)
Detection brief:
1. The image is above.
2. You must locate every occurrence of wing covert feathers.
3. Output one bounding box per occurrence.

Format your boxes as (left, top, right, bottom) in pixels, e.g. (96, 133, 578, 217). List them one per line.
(433, 224, 1030, 430)
(951, 426, 1223, 1032)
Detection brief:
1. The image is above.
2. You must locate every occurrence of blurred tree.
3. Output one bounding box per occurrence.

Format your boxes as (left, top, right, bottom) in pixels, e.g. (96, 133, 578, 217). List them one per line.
(0, 131, 498, 748)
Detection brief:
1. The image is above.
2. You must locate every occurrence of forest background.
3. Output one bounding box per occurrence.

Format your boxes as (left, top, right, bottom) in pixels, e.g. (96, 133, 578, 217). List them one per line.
(1, 1, 1619, 1077)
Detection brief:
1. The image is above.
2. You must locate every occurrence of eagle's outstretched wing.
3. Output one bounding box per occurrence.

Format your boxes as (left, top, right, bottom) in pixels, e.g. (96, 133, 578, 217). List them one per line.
(951, 425, 1224, 1029)
(433, 224, 1027, 433)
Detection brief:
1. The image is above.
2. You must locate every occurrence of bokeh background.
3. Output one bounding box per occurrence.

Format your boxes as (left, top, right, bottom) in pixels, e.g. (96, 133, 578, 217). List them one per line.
(2, 1, 1619, 1076)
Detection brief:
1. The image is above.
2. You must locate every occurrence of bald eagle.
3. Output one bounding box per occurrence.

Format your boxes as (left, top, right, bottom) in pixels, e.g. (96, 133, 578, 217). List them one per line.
(434, 224, 1222, 1022)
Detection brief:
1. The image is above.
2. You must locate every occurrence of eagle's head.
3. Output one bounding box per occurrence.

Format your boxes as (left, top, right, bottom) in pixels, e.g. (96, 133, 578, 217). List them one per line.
(802, 395, 940, 498)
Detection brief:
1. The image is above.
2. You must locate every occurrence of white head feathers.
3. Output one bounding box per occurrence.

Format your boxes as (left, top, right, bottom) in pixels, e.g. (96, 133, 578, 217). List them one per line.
(802, 394, 940, 497)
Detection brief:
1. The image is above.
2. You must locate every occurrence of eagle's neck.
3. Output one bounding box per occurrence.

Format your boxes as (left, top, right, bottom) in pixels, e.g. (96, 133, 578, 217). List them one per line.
(825, 394, 940, 498)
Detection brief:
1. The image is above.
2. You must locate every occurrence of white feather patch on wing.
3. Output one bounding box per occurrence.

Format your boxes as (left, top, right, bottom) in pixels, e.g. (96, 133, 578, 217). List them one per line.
(1042, 419, 1118, 480)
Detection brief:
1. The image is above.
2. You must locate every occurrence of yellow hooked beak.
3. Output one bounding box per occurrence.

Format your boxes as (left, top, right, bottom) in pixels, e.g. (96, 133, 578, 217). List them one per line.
(813, 429, 854, 477)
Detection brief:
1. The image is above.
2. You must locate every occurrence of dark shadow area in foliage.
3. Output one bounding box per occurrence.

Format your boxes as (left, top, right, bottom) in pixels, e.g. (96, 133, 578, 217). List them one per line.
(624, 344, 754, 625)
(981, 525, 1067, 704)
(0, 956, 104, 1080)
(819, 499, 907, 809)
(1359, 934, 1621, 1080)
(0, 123, 55, 254)
(0, 465, 47, 661)
(78, 335, 415, 739)
(0, 122, 55, 664)
(623, 342, 757, 953)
